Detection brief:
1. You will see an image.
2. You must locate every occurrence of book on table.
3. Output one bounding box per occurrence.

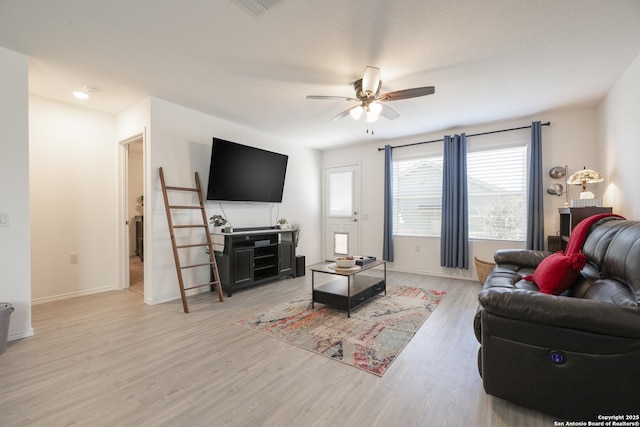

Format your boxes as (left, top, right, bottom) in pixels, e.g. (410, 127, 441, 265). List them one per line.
(354, 255, 376, 266)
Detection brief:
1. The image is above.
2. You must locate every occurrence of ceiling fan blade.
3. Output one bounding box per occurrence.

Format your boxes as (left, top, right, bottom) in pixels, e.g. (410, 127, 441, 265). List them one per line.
(330, 107, 357, 121)
(362, 66, 381, 94)
(306, 95, 352, 101)
(380, 103, 400, 120)
(380, 86, 435, 101)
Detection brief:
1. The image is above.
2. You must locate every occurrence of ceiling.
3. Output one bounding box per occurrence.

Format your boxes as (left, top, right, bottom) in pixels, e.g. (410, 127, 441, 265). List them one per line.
(1, 0, 640, 150)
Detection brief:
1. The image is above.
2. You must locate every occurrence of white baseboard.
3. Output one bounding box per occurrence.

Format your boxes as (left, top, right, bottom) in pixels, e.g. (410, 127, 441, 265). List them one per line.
(8, 327, 34, 341)
(31, 285, 119, 305)
(385, 265, 478, 282)
(144, 286, 211, 305)
(143, 286, 211, 306)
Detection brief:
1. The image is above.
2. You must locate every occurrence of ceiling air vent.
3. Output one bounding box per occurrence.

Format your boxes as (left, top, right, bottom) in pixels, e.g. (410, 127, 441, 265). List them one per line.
(231, 0, 286, 17)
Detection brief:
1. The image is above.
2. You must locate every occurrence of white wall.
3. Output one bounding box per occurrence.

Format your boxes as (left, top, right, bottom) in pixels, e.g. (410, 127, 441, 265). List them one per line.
(598, 51, 640, 219)
(115, 97, 323, 304)
(323, 107, 601, 279)
(0, 47, 32, 340)
(29, 96, 119, 302)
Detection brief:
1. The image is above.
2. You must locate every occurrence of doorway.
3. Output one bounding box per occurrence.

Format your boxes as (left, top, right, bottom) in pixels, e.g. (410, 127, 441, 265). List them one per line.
(122, 135, 144, 295)
(324, 164, 360, 261)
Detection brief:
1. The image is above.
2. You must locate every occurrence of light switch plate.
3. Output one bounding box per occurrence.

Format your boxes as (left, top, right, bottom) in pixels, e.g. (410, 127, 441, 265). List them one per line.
(0, 212, 9, 227)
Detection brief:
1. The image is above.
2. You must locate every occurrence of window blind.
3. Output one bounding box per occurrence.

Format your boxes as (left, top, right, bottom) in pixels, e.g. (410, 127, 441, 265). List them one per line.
(392, 144, 527, 240)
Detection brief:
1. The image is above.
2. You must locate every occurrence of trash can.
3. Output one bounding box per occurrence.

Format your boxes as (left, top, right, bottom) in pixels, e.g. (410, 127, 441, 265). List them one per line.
(0, 303, 14, 355)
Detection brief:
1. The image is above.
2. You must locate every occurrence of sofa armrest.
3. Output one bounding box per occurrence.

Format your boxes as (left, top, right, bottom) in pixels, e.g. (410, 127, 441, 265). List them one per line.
(493, 249, 550, 269)
(478, 287, 640, 339)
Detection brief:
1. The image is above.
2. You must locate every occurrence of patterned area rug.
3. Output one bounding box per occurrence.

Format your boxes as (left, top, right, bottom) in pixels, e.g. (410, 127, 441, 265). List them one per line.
(235, 285, 446, 376)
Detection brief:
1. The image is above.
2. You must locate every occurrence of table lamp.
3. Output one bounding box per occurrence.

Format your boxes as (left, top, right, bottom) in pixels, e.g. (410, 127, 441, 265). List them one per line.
(567, 166, 603, 199)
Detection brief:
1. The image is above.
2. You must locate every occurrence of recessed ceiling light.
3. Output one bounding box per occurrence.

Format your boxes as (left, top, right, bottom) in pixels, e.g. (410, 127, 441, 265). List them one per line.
(73, 91, 90, 100)
(72, 86, 99, 100)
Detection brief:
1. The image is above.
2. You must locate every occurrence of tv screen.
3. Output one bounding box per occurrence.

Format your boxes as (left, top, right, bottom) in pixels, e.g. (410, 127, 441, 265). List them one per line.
(206, 138, 288, 203)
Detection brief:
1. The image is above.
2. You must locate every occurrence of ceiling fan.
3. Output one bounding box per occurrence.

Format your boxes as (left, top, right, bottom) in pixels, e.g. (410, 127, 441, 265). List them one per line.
(306, 66, 435, 123)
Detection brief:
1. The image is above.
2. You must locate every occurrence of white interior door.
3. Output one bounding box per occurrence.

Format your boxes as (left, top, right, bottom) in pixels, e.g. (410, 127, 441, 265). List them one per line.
(325, 165, 360, 261)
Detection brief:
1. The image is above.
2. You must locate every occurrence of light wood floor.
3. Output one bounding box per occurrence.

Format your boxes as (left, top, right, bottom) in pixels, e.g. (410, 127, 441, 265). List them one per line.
(129, 256, 144, 296)
(0, 268, 556, 427)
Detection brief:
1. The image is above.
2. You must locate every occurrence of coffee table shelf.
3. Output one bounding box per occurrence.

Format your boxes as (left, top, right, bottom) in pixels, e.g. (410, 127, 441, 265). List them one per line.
(311, 260, 386, 317)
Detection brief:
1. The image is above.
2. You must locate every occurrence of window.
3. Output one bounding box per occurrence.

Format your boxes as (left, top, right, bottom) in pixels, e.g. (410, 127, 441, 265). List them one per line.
(393, 155, 443, 236)
(328, 171, 353, 217)
(467, 145, 527, 240)
(392, 143, 527, 240)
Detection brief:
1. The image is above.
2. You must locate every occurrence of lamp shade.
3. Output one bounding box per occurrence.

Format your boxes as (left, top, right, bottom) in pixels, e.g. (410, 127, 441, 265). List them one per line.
(365, 110, 379, 123)
(567, 166, 603, 194)
(368, 101, 382, 116)
(365, 102, 382, 123)
(349, 105, 364, 120)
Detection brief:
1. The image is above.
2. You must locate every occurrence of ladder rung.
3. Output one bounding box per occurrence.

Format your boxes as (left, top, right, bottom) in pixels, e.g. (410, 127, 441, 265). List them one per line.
(168, 205, 201, 209)
(173, 224, 207, 229)
(165, 186, 198, 192)
(176, 243, 211, 249)
(181, 261, 216, 269)
(184, 281, 221, 291)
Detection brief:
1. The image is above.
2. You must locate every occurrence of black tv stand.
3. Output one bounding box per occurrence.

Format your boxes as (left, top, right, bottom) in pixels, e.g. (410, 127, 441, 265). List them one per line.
(211, 228, 296, 296)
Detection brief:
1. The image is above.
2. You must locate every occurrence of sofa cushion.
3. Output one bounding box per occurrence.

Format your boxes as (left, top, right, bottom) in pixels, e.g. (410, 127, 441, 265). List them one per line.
(582, 217, 631, 271)
(524, 252, 586, 295)
(487, 268, 539, 291)
(600, 222, 640, 301)
(583, 279, 638, 308)
(565, 214, 624, 255)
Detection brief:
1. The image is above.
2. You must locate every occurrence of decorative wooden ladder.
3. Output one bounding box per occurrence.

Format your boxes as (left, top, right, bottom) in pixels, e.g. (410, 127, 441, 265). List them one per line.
(159, 167, 224, 313)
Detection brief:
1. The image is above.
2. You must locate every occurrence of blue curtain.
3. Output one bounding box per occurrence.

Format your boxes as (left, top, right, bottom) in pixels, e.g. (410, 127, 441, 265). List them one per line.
(383, 145, 394, 261)
(440, 134, 469, 269)
(526, 121, 545, 250)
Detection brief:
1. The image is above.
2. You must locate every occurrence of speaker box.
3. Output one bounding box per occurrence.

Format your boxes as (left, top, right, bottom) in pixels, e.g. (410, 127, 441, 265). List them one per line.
(548, 235, 562, 252)
(295, 255, 305, 277)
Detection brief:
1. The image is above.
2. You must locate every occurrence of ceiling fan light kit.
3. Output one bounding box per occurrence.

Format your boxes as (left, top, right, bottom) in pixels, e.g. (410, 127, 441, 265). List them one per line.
(307, 66, 435, 128)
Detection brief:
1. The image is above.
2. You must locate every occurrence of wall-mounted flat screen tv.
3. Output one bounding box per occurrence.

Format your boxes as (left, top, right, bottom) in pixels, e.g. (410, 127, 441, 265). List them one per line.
(206, 138, 288, 203)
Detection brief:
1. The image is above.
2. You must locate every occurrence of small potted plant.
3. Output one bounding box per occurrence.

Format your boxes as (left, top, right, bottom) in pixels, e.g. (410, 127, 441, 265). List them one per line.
(278, 218, 289, 229)
(210, 214, 227, 233)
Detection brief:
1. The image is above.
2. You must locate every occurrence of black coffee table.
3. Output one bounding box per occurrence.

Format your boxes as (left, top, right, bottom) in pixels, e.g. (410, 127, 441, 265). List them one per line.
(311, 260, 386, 317)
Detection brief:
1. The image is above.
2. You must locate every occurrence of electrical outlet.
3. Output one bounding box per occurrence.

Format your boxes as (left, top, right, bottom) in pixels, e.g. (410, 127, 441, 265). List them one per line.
(70, 253, 79, 264)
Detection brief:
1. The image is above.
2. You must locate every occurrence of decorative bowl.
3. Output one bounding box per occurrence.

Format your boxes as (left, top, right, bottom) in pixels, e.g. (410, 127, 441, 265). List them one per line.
(335, 257, 356, 268)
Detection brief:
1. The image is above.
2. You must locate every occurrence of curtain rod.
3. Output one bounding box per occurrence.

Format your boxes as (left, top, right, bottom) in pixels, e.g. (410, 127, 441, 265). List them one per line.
(377, 121, 551, 151)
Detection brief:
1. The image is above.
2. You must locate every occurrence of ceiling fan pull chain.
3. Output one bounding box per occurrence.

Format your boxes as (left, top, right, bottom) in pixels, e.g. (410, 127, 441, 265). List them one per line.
(365, 123, 375, 135)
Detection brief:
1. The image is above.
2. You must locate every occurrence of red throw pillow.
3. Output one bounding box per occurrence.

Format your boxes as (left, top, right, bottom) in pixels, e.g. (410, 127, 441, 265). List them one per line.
(523, 252, 586, 295)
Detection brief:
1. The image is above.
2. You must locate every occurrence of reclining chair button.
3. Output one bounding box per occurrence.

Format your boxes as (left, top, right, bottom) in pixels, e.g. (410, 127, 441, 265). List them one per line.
(548, 350, 566, 365)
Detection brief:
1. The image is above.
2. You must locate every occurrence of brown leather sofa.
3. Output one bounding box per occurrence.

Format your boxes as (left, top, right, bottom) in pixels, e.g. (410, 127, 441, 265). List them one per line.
(474, 217, 640, 420)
